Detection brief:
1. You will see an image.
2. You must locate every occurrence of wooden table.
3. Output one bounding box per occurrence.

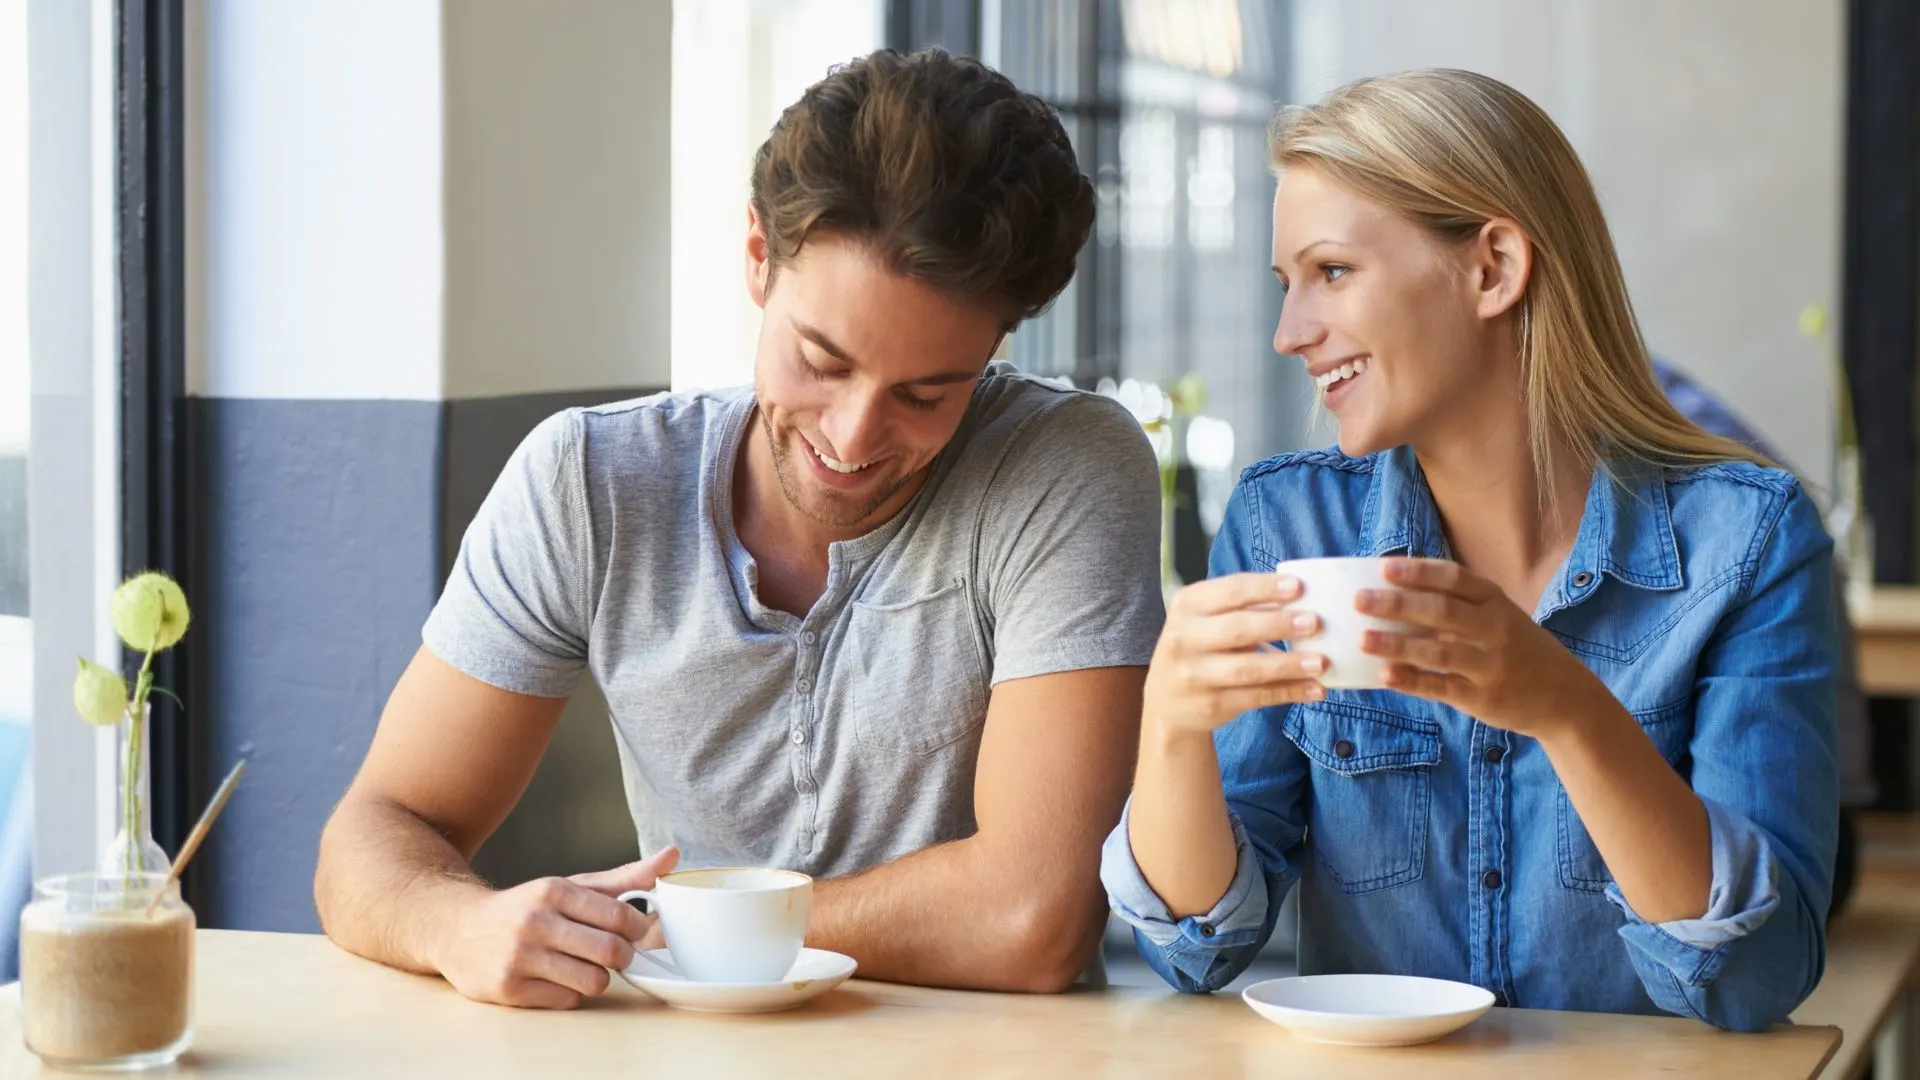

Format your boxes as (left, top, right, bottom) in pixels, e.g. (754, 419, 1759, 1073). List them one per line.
(0, 931, 1841, 1077)
(1853, 585, 1920, 697)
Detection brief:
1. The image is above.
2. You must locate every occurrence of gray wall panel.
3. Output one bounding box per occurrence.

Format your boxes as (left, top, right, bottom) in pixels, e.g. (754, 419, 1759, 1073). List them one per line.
(194, 386, 663, 930)
(194, 397, 442, 931)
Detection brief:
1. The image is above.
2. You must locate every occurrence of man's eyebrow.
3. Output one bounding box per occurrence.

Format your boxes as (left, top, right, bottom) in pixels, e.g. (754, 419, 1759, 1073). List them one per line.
(793, 319, 863, 367)
(793, 319, 979, 386)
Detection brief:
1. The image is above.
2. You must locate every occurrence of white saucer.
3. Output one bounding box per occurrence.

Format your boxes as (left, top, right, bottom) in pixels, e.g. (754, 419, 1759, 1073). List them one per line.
(617, 948, 857, 1013)
(1241, 974, 1495, 1047)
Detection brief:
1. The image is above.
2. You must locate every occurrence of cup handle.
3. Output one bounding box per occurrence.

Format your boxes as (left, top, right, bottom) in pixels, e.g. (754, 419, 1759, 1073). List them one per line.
(614, 888, 682, 978)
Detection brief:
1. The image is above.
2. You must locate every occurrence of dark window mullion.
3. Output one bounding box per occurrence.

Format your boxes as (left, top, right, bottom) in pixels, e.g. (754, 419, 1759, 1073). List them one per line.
(117, 0, 194, 881)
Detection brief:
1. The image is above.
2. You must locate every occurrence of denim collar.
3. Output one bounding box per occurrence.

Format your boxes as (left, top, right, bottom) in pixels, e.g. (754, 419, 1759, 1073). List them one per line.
(1358, 446, 1684, 610)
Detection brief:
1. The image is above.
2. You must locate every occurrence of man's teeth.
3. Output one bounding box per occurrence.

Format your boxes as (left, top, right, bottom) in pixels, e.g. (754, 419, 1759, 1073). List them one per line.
(1315, 357, 1370, 390)
(810, 444, 870, 474)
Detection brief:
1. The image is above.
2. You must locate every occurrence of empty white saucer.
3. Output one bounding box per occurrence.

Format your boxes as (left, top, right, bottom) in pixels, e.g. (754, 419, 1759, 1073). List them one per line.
(1241, 973, 1496, 1047)
(617, 948, 857, 1014)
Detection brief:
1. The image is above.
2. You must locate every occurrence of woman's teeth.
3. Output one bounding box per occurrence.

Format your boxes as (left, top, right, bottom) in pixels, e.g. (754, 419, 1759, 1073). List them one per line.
(811, 443, 870, 474)
(1315, 357, 1370, 390)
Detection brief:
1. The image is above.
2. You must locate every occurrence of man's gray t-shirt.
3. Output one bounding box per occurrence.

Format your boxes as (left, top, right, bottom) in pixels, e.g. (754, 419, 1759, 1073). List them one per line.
(422, 363, 1165, 878)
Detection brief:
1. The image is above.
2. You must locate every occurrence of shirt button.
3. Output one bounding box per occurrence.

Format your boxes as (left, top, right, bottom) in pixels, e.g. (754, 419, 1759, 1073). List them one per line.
(801, 631, 818, 646)
(1482, 869, 1503, 889)
(1492, 992, 1508, 1008)
(1333, 739, 1355, 759)
(1572, 571, 1594, 589)
(791, 728, 806, 746)
(1484, 745, 1505, 764)
(1199, 922, 1216, 938)
(796, 676, 813, 694)
(797, 779, 814, 794)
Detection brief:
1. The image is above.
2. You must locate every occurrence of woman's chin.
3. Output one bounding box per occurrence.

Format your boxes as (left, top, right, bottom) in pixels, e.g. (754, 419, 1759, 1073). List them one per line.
(1334, 429, 1388, 459)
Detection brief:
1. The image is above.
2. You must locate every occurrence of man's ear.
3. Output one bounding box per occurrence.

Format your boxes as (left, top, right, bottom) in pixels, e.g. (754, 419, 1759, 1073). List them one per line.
(745, 202, 772, 310)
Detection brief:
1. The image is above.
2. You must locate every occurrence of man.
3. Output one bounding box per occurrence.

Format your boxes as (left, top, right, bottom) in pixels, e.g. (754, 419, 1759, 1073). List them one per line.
(314, 49, 1164, 1007)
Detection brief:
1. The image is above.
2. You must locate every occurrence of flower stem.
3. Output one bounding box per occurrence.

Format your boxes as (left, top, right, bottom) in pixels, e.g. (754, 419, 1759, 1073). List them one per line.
(122, 637, 159, 891)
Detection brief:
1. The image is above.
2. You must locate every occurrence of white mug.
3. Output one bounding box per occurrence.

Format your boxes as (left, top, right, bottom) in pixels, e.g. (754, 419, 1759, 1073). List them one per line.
(1274, 557, 1421, 690)
(618, 867, 812, 984)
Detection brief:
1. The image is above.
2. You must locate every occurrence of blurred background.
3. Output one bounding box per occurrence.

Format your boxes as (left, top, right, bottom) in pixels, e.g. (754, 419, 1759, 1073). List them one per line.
(4, 0, 1915, 998)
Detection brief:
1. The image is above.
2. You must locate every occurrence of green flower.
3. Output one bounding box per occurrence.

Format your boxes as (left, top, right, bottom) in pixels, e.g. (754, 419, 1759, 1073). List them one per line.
(72, 658, 129, 727)
(111, 571, 192, 653)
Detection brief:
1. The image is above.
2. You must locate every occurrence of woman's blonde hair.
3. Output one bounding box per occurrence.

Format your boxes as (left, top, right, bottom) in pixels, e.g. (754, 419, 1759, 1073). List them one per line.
(1269, 69, 1763, 501)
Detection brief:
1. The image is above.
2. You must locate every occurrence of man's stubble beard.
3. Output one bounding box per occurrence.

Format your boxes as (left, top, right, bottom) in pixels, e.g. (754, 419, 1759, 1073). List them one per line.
(760, 410, 918, 532)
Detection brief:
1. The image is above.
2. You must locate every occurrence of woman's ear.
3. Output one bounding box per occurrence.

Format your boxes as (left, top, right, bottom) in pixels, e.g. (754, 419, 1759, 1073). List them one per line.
(1473, 218, 1532, 321)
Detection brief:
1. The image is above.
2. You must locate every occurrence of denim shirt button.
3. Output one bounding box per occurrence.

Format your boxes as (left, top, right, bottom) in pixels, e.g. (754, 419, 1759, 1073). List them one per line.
(1492, 992, 1509, 1008)
(1333, 739, 1355, 759)
(1199, 922, 1216, 938)
(1572, 570, 1594, 589)
(1484, 745, 1505, 765)
(1482, 869, 1503, 889)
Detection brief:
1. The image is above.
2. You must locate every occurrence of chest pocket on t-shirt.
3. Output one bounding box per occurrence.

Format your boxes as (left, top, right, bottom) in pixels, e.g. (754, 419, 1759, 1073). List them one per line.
(842, 581, 989, 756)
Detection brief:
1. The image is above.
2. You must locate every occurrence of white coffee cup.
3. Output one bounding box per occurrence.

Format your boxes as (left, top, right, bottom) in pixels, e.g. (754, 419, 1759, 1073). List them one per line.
(1274, 557, 1421, 690)
(618, 867, 812, 984)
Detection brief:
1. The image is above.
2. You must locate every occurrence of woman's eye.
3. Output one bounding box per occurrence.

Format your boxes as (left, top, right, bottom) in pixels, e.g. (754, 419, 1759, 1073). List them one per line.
(1323, 264, 1350, 283)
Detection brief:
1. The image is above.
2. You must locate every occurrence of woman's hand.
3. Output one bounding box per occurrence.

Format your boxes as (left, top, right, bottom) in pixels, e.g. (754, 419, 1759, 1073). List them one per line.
(1356, 557, 1610, 739)
(1143, 572, 1329, 738)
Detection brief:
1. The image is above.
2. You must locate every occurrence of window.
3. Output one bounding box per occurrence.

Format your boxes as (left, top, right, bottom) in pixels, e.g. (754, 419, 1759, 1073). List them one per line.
(897, 0, 1310, 577)
(1, 0, 31, 865)
(18, 0, 133, 938)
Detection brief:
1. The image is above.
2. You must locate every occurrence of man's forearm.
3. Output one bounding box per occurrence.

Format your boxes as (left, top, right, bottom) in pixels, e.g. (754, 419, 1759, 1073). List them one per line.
(314, 796, 493, 976)
(806, 836, 1107, 994)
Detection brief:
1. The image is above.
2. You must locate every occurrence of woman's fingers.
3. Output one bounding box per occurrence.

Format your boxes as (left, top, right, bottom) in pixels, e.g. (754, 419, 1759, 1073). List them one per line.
(1170, 572, 1304, 618)
(1361, 629, 1486, 676)
(1178, 606, 1321, 653)
(1381, 557, 1499, 601)
(1380, 663, 1474, 708)
(1187, 649, 1326, 689)
(1211, 681, 1326, 714)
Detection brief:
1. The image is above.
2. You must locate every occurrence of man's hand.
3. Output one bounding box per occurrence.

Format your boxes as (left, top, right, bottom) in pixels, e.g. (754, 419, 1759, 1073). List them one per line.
(433, 848, 678, 1009)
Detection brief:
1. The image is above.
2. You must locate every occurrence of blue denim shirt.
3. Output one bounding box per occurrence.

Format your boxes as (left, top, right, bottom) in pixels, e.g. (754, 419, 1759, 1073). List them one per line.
(1102, 445, 1840, 1031)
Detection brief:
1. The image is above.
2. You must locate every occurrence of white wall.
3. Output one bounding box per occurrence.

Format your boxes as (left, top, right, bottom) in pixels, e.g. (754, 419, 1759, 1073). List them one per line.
(442, 0, 672, 400)
(1290, 0, 1845, 489)
(188, 0, 672, 403)
(189, 0, 445, 401)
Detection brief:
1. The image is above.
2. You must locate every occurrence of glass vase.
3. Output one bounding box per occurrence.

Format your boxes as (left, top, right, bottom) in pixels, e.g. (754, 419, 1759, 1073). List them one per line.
(99, 706, 171, 879)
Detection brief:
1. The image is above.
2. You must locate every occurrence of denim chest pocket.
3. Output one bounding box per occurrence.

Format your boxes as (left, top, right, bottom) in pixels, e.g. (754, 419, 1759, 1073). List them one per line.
(840, 581, 989, 756)
(1285, 701, 1442, 893)
(1557, 703, 1691, 892)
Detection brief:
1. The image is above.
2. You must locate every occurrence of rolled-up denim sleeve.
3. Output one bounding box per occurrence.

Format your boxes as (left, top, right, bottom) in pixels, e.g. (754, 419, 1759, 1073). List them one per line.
(1610, 484, 1838, 1031)
(1101, 805, 1280, 992)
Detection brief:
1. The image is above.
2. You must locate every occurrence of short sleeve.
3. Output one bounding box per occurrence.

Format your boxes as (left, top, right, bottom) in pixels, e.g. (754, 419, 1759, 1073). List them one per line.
(978, 394, 1165, 684)
(422, 411, 592, 698)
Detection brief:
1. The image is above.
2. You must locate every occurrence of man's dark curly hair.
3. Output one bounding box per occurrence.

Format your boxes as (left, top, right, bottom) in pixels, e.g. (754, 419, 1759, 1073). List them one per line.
(750, 48, 1095, 328)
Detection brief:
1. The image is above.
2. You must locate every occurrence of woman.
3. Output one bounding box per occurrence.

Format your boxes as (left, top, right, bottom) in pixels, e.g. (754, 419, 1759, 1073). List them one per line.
(1102, 69, 1838, 1032)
